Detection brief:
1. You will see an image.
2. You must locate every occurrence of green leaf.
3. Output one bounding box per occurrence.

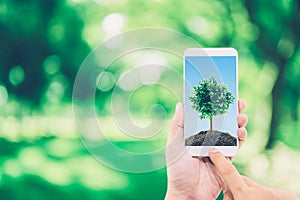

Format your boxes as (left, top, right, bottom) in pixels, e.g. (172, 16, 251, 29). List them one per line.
(189, 77, 234, 120)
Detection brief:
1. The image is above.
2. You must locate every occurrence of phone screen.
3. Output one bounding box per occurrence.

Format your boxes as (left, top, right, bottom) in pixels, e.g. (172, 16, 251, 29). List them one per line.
(184, 49, 238, 150)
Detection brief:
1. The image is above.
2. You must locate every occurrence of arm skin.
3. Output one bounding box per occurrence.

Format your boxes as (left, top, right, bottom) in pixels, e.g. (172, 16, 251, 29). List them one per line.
(209, 151, 299, 200)
(165, 99, 248, 200)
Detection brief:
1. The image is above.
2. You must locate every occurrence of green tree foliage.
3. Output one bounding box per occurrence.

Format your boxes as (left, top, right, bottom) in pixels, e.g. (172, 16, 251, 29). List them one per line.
(190, 77, 234, 131)
(0, 0, 89, 104)
(0, 0, 300, 199)
(244, 0, 300, 149)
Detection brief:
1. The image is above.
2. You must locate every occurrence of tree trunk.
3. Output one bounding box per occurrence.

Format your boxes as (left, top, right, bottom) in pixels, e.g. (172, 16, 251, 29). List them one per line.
(210, 117, 212, 132)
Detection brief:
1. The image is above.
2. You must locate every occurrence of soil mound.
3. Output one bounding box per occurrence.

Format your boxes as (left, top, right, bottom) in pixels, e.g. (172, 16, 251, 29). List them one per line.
(185, 130, 237, 146)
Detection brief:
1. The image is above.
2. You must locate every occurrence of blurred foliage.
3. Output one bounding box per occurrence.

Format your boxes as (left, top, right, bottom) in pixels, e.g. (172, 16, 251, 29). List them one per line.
(0, 0, 300, 199)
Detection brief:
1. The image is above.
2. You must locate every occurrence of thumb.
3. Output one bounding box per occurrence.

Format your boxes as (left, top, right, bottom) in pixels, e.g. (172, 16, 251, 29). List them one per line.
(167, 103, 184, 144)
(166, 103, 185, 165)
(209, 151, 247, 195)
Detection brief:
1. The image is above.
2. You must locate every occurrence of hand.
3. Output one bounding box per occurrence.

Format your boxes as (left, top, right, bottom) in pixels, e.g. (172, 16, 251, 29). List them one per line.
(209, 151, 299, 200)
(165, 99, 248, 200)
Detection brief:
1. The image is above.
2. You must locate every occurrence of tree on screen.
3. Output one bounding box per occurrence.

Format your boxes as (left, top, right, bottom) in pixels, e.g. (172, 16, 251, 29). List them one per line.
(190, 77, 235, 132)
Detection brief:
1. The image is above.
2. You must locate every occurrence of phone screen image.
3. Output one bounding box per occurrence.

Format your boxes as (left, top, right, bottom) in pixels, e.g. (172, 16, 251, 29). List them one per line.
(184, 48, 238, 155)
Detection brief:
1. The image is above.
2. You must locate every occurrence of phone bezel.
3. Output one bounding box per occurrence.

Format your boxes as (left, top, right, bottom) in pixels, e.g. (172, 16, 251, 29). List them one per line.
(184, 48, 239, 157)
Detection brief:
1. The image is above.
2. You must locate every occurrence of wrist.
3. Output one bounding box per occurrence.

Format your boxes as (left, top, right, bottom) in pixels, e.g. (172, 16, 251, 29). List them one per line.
(266, 187, 299, 200)
(165, 190, 180, 200)
(165, 188, 187, 200)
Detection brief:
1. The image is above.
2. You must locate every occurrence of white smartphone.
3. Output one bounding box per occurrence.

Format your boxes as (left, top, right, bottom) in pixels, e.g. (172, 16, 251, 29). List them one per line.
(184, 48, 238, 157)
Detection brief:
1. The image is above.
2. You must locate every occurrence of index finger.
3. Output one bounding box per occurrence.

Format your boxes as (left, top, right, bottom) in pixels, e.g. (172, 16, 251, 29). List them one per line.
(209, 151, 247, 194)
(238, 99, 246, 113)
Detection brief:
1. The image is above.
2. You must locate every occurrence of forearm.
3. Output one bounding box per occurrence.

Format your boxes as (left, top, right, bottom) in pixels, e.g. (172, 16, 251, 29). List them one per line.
(164, 185, 195, 200)
(266, 187, 299, 200)
(165, 190, 182, 200)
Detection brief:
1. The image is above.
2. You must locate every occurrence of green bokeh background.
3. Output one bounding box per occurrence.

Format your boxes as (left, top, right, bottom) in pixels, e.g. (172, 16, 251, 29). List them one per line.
(0, 0, 300, 199)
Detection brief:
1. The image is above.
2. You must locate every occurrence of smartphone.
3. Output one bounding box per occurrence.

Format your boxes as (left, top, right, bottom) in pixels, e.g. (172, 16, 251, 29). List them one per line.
(184, 48, 238, 157)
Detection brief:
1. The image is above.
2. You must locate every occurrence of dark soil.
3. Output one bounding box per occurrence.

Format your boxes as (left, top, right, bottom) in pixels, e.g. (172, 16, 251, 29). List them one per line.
(185, 130, 237, 146)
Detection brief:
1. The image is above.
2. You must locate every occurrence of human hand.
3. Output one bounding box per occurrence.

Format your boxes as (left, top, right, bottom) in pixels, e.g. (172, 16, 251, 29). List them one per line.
(165, 99, 248, 200)
(209, 151, 299, 200)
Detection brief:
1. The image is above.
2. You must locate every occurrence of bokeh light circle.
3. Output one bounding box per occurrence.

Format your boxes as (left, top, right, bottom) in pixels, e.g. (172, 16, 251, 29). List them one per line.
(72, 28, 206, 173)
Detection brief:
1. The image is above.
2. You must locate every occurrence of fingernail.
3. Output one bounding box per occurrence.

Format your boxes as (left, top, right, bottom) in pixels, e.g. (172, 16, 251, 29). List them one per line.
(209, 148, 219, 154)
